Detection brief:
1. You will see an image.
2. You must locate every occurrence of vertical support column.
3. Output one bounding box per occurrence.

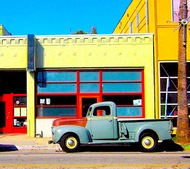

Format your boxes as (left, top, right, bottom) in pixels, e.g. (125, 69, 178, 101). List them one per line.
(27, 71, 35, 137)
(27, 34, 36, 137)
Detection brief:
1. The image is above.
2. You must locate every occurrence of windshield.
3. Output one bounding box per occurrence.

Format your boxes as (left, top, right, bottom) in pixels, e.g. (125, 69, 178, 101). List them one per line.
(86, 107, 92, 117)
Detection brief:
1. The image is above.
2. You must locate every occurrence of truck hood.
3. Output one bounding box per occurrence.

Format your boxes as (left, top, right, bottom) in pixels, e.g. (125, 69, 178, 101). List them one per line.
(52, 117, 87, 127)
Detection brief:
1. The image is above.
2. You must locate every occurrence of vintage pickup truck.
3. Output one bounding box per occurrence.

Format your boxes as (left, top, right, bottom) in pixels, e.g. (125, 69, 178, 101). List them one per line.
(49, 101, 172, 152)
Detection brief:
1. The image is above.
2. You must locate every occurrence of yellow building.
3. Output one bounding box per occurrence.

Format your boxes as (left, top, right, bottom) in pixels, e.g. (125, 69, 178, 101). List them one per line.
(0, 29, 155, 137)
(0, 25, 11, 36)
(114, 0, 190, 127)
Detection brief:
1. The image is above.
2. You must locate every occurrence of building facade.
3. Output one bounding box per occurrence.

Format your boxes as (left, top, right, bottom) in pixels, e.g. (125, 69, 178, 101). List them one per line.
(114, 0, 190, 128)
(0, 25, 11, 36)
(0, 31, 155, 137)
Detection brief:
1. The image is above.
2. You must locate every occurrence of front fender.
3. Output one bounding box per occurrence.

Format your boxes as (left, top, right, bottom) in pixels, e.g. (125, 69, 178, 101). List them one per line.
(52, 125, 92, 144)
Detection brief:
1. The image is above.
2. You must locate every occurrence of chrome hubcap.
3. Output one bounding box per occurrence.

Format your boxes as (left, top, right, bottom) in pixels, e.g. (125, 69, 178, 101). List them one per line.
(68, 139, 74, 146)
(144, 139, 151, 145)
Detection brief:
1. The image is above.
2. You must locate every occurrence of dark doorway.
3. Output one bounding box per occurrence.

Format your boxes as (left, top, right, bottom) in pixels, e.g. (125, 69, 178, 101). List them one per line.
(0, 102, 5, 128)
(82, 98, 98, 117)
(0, 71, 26, 95)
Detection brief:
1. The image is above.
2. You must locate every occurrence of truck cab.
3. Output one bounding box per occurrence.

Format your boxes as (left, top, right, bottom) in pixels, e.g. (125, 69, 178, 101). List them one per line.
(85, 102, 118, 140)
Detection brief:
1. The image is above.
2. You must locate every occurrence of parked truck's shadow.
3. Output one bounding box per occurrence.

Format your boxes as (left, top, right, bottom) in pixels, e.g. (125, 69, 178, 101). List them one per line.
(80, 140, 184, 152)
(158, 140, 184, 152)
(0, 144, 18, 152)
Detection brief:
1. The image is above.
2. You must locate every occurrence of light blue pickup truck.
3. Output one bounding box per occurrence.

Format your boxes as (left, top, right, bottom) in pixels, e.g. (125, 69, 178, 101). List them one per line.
(50, 101, 172, 152)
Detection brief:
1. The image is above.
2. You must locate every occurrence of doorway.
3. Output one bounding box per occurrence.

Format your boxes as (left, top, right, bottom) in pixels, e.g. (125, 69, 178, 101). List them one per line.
(0, 71, 27, 133)
(79, 96, 101, 117)
(0, 94, 27, 133)
(0, 102, 5, 132)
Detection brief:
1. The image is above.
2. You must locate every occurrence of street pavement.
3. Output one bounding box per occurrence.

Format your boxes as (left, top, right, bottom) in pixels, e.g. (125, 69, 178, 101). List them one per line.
(0, 134, 189, 153)
(0, 134, 60, 151)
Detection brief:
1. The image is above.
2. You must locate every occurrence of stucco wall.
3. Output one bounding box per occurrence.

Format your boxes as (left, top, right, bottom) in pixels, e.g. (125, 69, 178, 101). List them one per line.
(36, 119, 56, 137)
(0, 36, 27, 69)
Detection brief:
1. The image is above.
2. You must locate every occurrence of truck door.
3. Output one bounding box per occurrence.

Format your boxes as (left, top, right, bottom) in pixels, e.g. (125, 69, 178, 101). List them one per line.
(89, 105, 118, 140)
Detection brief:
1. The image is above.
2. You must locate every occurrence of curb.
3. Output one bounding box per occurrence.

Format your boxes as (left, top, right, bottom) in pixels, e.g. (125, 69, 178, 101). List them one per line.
(16, 145, 61, 150)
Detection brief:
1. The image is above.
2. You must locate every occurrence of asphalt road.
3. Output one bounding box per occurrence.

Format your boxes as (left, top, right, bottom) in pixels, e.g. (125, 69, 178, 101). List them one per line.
(0, 149, 190, 169)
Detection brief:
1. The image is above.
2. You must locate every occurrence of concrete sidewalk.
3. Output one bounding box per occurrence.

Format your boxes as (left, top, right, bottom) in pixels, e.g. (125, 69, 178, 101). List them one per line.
(0, 134, 60, 151)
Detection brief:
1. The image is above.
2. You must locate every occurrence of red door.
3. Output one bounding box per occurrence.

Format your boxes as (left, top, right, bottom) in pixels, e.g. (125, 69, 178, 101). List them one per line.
(0, 94, 27, 133)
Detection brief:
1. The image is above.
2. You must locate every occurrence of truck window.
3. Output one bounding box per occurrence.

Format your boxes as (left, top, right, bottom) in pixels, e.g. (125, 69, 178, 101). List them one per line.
(93, 106, 110, 116)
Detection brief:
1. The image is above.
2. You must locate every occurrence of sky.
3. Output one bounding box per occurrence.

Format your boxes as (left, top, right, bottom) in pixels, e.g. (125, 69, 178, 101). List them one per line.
(0, 0, 131, 36)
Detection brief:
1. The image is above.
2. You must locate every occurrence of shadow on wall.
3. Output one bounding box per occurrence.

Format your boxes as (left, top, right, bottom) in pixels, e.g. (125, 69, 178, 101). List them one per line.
(36, 40, 45, 67)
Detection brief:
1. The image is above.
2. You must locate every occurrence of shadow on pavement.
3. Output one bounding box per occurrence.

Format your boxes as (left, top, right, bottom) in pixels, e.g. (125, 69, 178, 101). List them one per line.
(0, 144, 18, 152)
(81, 144, 139, 152)
(158, 140, 184, 152)
(80, 140, 184, 152)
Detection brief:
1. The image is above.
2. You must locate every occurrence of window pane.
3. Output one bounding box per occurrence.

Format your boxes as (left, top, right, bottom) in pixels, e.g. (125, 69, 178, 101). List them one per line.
(46, 72, 76, 82)
(37, 72, 45, 83)
(188, 93, 190, 102)
(187, 63, 190, 77)
(117, 107, 142, 116)
(103, 95, 142, 105)
(103, 83, 142, 92)
(80, 83, 99, 93)
(80, 72, 99, 82)
(37, 96, 76, 105)
(160, 63, 178, 77)
(38, 107, 76, 116)
(103, 71, 141, 81)
(160, 104, 177, 116)
(160, 78, 177, 91)
(187, 78, 190, 91)
(38, 84, 76, 93)
(13, 97, 27, 106)
(172, 0, 190, 22)
(160, 93, 177, 104)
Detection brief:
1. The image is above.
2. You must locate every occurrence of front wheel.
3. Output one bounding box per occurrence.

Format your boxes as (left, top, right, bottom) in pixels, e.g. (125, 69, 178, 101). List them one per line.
(138, 132, 158, 152)
(60, 134, 80, 153)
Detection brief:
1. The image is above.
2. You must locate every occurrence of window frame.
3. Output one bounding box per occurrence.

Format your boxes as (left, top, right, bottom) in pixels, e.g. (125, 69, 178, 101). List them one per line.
(36, 69, 144, 118)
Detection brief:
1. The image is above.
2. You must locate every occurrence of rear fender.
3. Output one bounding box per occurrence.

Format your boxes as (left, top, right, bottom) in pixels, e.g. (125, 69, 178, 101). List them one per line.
(52, 125, 91, 144)
(134, 124, 159, 142)
(134, 122, 172, 142)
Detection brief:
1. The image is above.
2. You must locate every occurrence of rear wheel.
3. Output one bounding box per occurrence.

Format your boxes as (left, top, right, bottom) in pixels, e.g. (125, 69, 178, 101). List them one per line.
(139, 132, 158, 152)
(60, 134, 80, 153)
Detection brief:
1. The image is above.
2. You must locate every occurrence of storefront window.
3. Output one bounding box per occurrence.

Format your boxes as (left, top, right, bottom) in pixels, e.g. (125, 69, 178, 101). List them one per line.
(160, 62, 190, 123)
(79, 72, 99, 93)
(37, 71, 77, 93)
(38, 84, 76, 93)
(37, 70, 144, 118)
(13, 96, 27, 127)
(103, 71, 141, 81)
(37, 107, 76, 116)
(103, 95, 143, 117)
(117, 107, 142, 116)
(37, 96, 76, 117)
(80, 72, 99, 82)
(103, 83, 142, 93)
(80, 83, 99, 93)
